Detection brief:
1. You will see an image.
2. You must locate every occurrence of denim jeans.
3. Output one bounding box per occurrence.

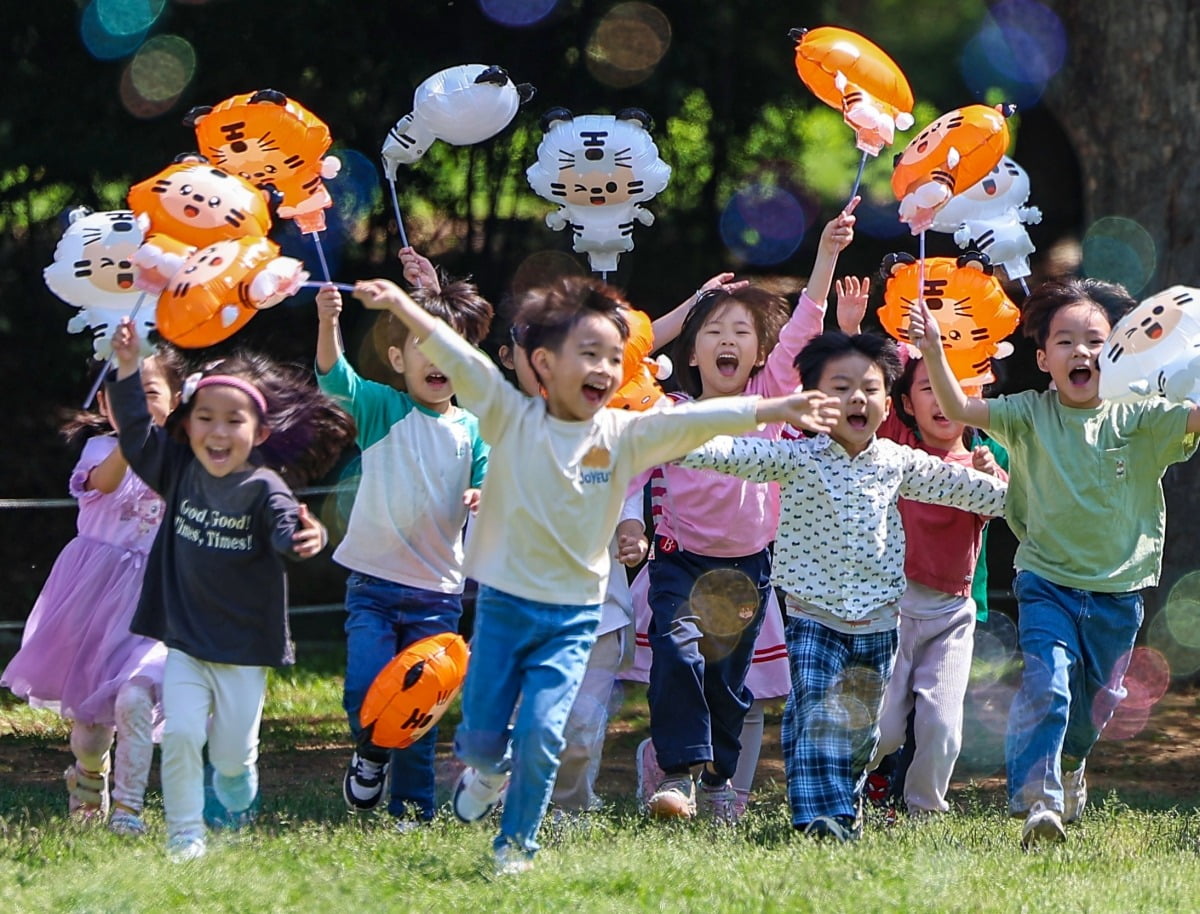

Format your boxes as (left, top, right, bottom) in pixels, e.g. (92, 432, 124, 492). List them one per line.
(646, 542, 770, 777)
(453, 585, 600, 855)
(342, 571, 462, 820)
(1005, 570, 1143, 815)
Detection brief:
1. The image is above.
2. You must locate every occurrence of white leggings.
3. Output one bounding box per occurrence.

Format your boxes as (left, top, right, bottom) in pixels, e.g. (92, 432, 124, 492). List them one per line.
(69, 680, 156, 813)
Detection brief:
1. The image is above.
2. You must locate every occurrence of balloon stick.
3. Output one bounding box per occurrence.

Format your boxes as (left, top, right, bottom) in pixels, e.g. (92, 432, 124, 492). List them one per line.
(312, 232, 332, 283)
(1018, 276, 1030, 296)
(917, 230, 926, 309)
(385, 176, 411, 249)
(300, 281, 355, 292)
(848, 150, 868, 206)
(83, 292, 147, 409)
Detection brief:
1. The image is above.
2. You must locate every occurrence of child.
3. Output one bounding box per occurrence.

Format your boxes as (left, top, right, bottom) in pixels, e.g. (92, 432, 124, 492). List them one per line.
(838, 276, 1005, 816)
(315, 254, 492, 829)
(640, 203, 858, 822)
(2, 351, 182, 835)
(908, 278, 1200, 846)
(678, 330, 1008, 841)
(106, 319, 353, 861)
(351, 274, 838, 874)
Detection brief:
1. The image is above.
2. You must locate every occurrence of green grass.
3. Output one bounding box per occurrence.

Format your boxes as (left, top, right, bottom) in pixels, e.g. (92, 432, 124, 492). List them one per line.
(4, 645, 1200, 912)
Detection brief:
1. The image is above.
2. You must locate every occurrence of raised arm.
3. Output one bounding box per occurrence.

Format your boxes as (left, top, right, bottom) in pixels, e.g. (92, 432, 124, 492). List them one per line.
(805, 196, 859, 307)
(315, 285, 344, 374)
(907, 295, 992, 430)
(835, 275, 870, 335)
(651, 272, 749, 348)
(353, 278, 438, 340)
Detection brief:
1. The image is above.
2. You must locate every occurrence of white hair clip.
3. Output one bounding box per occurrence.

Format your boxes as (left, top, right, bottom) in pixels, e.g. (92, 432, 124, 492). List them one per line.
(181, 371, 203, 405)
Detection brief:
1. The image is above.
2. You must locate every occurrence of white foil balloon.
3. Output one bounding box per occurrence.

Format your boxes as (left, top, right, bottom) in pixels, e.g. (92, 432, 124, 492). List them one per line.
(1099, 286, 1200, 403)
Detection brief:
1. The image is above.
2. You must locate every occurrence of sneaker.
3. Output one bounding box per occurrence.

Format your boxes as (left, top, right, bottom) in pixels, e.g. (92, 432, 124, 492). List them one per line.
(647, 774, 696, 820)
(1021, 801, 1066, 848)
(864, 770, 892, 807)
(108, 806, 148, 837)
(493, 843, 535, 876)
(635, 738, 665, 812)
(393, 818, 425, 835)
(696, 778, 740, 824)
(65, 761, 109, 822)
(731, 787, 750, 821)
(343, 751, 389, 812)
(801, 815, 860, 843)
(452, 767, 509, 823)
(203, 762, 259, 831)
(1062, 760, 1088, 824)
(167, 834, 207, 863)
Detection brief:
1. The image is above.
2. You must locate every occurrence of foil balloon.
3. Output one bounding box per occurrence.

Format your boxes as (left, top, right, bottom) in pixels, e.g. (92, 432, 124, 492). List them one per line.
(381, 64, 535, 179)
(185, 90, 342, 234)
(156, 236, 308, 348)
(878, 251, 1019, 386)
(931, 156, 1042, 281)
(359, 632, 469, 750)
(610, 307, 671, 410)
(1099, 286, 1200, 404)
(789, 26, 914, 156)
(892, 104, 1014, 235)
(526, 107, 672, 275)
(43, 207, 156, 359)
(128, 159, 274, 249)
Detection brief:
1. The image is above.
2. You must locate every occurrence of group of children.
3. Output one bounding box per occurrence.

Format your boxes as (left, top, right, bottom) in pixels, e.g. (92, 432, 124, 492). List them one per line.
(5, 197, 1198, 871)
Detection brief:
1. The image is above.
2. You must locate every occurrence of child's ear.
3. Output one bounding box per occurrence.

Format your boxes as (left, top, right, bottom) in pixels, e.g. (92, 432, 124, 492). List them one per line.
(529, 346, 552, 377)
(1034, 348, 1049, 373)
(498, 344, 515, 371)
(901, 392, 914, 416)
(387, 345, 406, 375)
(254, 424, 270, 447)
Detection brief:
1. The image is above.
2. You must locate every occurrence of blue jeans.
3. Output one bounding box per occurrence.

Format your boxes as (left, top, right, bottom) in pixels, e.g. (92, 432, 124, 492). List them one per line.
(1005, 570, 1143, 815)
(454, 585, 599, 855)
(342, 572, 462, 820)
(646, 541, 770, 777)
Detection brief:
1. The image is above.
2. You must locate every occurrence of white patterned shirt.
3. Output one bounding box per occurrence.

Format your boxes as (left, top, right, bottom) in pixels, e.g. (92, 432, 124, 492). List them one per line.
(680, 434, 1007, 629)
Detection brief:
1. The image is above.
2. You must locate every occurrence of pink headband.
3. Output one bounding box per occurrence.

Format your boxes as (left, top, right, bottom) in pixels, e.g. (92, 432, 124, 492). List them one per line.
(182, 373, 268, 416)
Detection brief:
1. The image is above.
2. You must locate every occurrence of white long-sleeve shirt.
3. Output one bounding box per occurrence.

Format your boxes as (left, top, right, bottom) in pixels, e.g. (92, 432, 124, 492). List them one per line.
(680, 434, 1007, 630)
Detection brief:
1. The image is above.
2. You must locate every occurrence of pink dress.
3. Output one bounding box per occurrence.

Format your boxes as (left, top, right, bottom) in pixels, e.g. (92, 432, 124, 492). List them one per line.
(1, 436, 167, 727)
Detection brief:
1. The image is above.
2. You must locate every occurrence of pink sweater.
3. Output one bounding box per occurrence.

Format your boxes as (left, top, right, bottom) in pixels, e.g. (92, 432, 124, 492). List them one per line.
(649, 292, 825, 557)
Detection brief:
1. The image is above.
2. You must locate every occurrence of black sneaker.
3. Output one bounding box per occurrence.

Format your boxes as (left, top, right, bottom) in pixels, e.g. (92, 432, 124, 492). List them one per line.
(343, 751, 389, 811)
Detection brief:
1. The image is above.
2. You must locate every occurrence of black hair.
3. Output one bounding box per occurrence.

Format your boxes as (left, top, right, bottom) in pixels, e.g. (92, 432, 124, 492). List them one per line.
(385, 276, 494, 350)
(671, 286, 789, 398)
(513, 275, 630, 355)
(890, 353, 976, 448)
(794, 331, 903, 393)
(61, 345, 187, 443)
(1020, 278, 1136, 349)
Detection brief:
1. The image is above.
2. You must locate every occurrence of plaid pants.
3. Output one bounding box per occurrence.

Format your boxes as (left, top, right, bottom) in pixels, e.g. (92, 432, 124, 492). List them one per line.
(781, 615, 897, 826)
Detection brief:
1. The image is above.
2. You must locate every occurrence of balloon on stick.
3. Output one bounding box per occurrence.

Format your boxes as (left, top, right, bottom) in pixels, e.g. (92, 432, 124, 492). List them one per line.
(526, 107, 671, 277)
(610, 308, 672, 410)
(380, 64, 535, 250)
(1099, 286, 1200, 404)
(878, 251, 1019, 386)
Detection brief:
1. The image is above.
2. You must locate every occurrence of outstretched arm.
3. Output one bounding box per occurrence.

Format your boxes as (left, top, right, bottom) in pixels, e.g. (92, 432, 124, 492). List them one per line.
(907, 296, 992, 430)
(353, 279, 439, 341)
(398, 246, 440, 292)
(805, 196, 859, 307)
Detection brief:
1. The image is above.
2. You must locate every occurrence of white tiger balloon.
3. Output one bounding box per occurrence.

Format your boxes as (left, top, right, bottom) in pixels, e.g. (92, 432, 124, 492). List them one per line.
(526, 108, 672, 274)
(43, 207, 157, 359)
(1099, 286, 1200, 403)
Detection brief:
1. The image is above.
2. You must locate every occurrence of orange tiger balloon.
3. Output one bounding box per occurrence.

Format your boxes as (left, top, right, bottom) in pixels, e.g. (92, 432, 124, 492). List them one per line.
(128, 160, 273, 249)
(878, 252, 1019, 386)
(186, 89, 341, 234)
(610, 307, 670, 410)
(790, 26, 914, 156)
(891, 103, 1014, 234)
(359, 632, 470, 750)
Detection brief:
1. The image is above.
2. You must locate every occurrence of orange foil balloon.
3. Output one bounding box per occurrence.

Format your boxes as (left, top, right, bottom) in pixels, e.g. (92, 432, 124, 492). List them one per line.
(610, 308, 670, 411)
(878, 252, 1019, 386)
(156, 236, 307, 348)
(891, 103, 1014, 234)
(791, 26, 914, 156)
(128, 160, 273, 249)
(359, 632, 470, 750)
(186, 89, 342, 234)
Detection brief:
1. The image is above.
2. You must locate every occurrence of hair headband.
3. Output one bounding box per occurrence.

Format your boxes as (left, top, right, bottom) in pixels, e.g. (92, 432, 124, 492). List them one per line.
(181, 372, 268, 416)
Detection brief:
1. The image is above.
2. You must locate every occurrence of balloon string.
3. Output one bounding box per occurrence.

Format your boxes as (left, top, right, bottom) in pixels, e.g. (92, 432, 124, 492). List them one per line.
(1018, 277, 1030, 296)
(83, 292, 147, 409)
(917, 230, 927, 311)
(848, 150, 868, 206)
(300, 281, 355, 292)
(312, 232, 332, 283)
(386, 175, 411, 249)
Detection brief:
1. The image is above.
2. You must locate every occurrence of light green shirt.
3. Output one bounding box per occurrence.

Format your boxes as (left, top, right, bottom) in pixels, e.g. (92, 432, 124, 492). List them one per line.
(988, 390, 1197, 592)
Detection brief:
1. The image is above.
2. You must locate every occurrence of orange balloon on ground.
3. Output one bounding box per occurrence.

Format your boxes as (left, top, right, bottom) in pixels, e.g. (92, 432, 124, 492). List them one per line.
(186, 89, 341, 234)
(359, 632, 470, 750)
(891, 103, 1014, 234)
(791, 26, 914, 156)
(878, 252, 1019, 386)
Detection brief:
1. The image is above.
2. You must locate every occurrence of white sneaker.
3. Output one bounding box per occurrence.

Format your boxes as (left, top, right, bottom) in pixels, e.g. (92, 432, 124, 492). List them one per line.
(108, 806, 148, 837)
(493, 843, 534, 876)
(1062, 761, 1088, 824)
(452, 767, 508, 823)
(343, 751, 389, 811)
(696, 779, 740, 825)
(1021, 801, 1066, 848)
(167, 834, 207, 863)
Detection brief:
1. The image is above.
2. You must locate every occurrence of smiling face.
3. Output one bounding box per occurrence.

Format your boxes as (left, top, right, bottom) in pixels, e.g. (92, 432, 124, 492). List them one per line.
(184, 384, 269, 477)
(814, 351, 890, 456)
(1036, 301, 1112, 409)
(688, 301, 764, 399)
(389, 333, 455, 413)
(530, 313, 624, 422)
(902, 358, 966, 452)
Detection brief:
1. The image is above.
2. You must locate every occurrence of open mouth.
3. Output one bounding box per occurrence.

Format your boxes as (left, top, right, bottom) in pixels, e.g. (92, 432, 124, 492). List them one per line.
(184, 204, 200, 218)
(715, 352, 740, 378)
(590, 196, 606, 205)
(207, 446, 231, 464)
(425, 371, 448, 386)
(582, 381, 608, 405)
(1068, 366, 1092, 387)
(847, 414, 868, 430)
(118, 274, 134, 288)
(1146, 323, 1163, 340)
(982, 178, 997, 195)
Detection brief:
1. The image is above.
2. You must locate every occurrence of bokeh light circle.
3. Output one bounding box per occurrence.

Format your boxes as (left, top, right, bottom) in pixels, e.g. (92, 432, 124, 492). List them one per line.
(478, 0, 559, 28)
(80, 0, 147, 60)
(97, 0, 166, 37)
(120, 35, 196, 119)
(1082, 217, 1157, 296)
(853, 197, 909, 241)
(1118, 646, 1171, 711)
(960, 0, 1066, 108)
(719, 184, 808, 266)
(510, 250, 587, 297)
(586, 3, 672, 89)
(689, 567, 758, 638)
